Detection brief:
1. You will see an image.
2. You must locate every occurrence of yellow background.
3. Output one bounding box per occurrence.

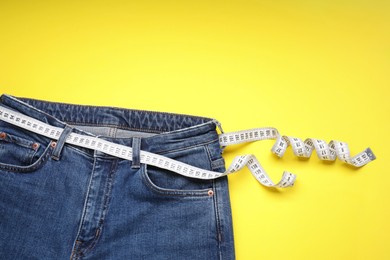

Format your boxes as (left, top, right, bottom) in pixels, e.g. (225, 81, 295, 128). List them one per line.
(1, 1, 389, 259)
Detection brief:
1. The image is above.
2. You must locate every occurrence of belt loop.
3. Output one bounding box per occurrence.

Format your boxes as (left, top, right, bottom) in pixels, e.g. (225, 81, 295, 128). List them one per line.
(131, 137, 141, 169)
(213, 120, 226, 153)
(51, 125, 74, 161)
(213, 119, 224, 134)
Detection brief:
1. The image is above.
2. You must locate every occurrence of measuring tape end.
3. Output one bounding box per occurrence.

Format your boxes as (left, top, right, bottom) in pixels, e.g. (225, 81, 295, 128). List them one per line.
(365, 148, 376, 161)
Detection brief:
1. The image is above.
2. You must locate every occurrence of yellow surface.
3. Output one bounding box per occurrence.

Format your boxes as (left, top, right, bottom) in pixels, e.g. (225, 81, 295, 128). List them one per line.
(0, 1, 389, 259)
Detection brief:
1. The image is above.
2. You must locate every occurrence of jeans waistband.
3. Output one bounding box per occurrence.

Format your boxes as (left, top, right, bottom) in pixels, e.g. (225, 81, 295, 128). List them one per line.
(0, 94, 221, 155)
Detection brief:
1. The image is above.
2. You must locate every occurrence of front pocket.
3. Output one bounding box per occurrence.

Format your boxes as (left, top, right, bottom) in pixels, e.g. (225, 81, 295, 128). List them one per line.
(0, 131, 53, 173)
(141, 145, 214, 197)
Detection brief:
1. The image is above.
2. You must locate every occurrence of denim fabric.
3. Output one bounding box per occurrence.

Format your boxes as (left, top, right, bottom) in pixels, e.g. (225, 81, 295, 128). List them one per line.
(0, 94, 235, 259)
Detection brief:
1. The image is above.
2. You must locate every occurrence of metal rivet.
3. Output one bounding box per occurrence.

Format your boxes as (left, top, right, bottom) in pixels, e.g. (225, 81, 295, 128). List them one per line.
(208, 190, 214, 196)
(32, 143, 40, 149)
(50, 141, 57, 148)
(0, 132, 6, 139)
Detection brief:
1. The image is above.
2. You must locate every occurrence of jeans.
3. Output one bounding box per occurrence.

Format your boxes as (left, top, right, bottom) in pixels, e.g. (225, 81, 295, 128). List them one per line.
(0, 94, 235, 259)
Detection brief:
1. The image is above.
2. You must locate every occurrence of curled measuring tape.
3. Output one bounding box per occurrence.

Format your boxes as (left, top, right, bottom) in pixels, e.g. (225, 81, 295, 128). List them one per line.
(218, 128, 375, 188)
(219, 128, 376, 167)
(0, 106, 375, 189)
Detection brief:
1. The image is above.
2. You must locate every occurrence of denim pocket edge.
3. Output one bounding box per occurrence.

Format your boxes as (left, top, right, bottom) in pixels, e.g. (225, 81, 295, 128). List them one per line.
(141, 164, 214, 198)
(0, 141, 54, 173)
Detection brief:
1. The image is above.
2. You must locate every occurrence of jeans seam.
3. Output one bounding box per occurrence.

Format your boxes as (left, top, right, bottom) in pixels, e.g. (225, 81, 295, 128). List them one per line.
(76, 160, 117, 258)
(71, 157, 97, 258)
(207, 141, 224, 259)
(205, 141, 226, 171)
(213, 179, 223, 260)
(204, 143, 216, 171)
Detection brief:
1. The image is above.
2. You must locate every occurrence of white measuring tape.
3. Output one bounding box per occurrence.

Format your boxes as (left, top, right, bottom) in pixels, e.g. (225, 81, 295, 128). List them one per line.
(0, 106, 375, 188)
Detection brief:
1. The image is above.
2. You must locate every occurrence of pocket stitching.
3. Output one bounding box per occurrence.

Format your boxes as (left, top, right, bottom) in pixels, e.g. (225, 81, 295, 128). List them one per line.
(141, 164, 212, 197)
(0, 142, 54, 173)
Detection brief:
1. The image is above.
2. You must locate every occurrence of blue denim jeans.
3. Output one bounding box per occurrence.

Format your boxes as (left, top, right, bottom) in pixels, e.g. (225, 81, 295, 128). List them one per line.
(0, 94, 235, 259)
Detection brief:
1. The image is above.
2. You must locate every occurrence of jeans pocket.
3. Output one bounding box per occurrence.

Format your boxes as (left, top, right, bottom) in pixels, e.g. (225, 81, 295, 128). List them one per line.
(141, 145, 214, 197)
(0, 129, 53, 173)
